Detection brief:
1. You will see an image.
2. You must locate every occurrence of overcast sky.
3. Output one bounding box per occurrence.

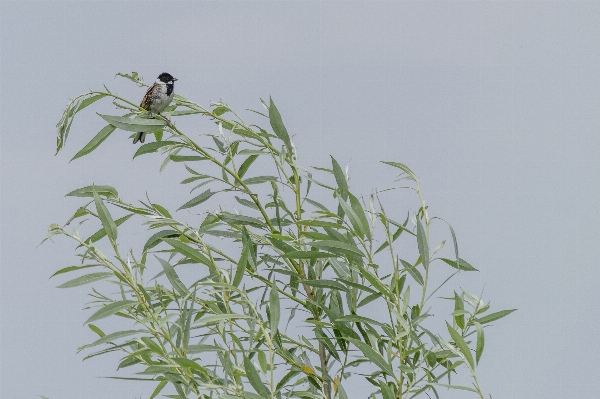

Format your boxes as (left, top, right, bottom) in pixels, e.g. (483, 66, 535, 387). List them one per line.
(2, 1, 600, 398)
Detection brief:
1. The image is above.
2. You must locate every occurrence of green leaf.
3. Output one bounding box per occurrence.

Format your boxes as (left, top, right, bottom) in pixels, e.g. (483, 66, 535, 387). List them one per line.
(303, 279, 348, 292)
(143, 230, 179, 251)
(243, 176, 278, 185)
(81, 329, 145, 349)
(454, 292, 465, 329)
(475, 322, 485, 364)
(238, 155, 258, 179)
(88, 324, 105, 337)
(234, 228, 252, 287)
(195, 314, 253, 325)
(415, 217, 429, 270)
(440, 258, 479, 272)
(134, 141, 181, 158)
(281, 251, 334, 259)
(173, 357, 208, 374)
(57, 272, 113, 288)
(149, 380, 168, 399)
(71, 125, 117, 161)
(310, 240, 364, 257)
(169, 155, 208, 162)
(244, 356, 271, 398)
(337, 197, 366, 238)
(476, 309, 517, 325)
(429, 383, 477, 393)
(50, 264, 100, 278)
(269, 97, 292, 152)
(331, 156, 348, 198)
(382, 161, 418, 182)
(336, 314, 384, 326)
(178, 189, 215, 211)
(348, 193, 372, 241)
(345, 337, 394, 377)
(98, 113, 165, 132)
(269, 277, 280, 338)
(85, 214, 133, 243)
(85, 300, 137, 324)
(355, 263, 391, 298)
(446, 322, 474, 370)
(93, 188, 117, 240)
(155, 256, 189, 296)
(66, 185, 118, 199)
(162, 238, 212, 266)
(186, 344, 226, 353)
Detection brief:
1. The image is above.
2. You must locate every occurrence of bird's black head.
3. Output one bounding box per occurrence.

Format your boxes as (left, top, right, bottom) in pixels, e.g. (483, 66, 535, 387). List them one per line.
(157, 72, 177, 84)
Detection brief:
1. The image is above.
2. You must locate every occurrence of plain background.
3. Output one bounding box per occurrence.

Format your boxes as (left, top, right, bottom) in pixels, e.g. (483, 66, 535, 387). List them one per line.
(2, 1, 600, 398)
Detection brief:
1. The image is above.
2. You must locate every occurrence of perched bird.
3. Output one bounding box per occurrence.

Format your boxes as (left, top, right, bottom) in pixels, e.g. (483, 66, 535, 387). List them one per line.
(133, 72, 178, 144)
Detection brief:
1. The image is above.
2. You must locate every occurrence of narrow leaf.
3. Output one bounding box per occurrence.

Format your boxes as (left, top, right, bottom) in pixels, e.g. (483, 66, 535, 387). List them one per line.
(178, 189, 215, 211)
(476, 309, 517, 325)
(269, 97, 292, 152)
(98, 113, 165, 132)
(345, 338, 395, 377)
(416, 217, 429, 270)
(93, 188, 117, 240)
(155, 256, 189, 296)
(440, 258, 478, 272)
(85, 300, 136, 324)
(446, 322, 474, 370)
(66, 185, 118, 199)
(71, 125, 116, 161)
(162, 238, 211, 266)
(244, 356, 271, 398)
(269, 277, 280, 338)
(134, 141, 181, 158)
(475, 322, 485, 364)
(57, 272, 113, 288)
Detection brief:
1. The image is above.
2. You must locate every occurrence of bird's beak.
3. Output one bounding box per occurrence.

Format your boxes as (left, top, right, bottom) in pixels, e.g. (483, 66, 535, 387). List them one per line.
(172, 78, 178, 81)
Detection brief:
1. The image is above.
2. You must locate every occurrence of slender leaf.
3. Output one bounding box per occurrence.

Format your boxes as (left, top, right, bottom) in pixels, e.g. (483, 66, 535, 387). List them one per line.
(281, 251, 334, 259)
(415, 219, 430, 274)
(85, 214, 132, 243)
(476, 309, 517, 325)
(440, 258, 478, 272)
(93, 188, 117, 240)
(57, 272, 113, 288)
(85, 300, 137, 324)
(269, 97, 292, 152)
(345, 337, 394, 377)
(382, 161, 418, 182)
(475, 322, 485, 364)
(303, 279, 348, 292)
(269, 277, 280, 338)
(162, 238, 211, 266)
(244, 356, 271, 398)
(446, 322, 474, 370)
(155, 256, 189, 296)
(331, 156, 348, 198)
(178, 189, 215, 211)
(66, 185, 118, 199)
(98, 113, 165, 132)
(71, 125, 116, 161)
(134, 141, 181, 158)
(310, 240, 364, 257)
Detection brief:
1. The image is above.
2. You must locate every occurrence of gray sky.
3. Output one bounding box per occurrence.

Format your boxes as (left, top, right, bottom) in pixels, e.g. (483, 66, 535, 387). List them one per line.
(2, 1, 600, 398)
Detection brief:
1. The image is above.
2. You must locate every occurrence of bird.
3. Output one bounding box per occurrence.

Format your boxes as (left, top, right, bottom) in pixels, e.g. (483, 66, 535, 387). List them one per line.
(133, 72, 178, 144)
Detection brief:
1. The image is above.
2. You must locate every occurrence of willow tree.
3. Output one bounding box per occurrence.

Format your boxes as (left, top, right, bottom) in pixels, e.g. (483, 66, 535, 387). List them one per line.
(47, 72, 514, 399)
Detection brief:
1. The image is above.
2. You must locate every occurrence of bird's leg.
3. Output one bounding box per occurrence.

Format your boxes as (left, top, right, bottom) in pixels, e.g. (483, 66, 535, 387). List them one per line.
(158, 113, 173, 127)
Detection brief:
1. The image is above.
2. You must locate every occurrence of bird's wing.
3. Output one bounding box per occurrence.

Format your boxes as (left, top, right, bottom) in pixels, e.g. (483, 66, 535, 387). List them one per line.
(140, 84, 155, 110)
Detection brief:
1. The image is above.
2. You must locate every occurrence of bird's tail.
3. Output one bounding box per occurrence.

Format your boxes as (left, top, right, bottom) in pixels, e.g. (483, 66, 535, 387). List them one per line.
(133, 132, 146, 144)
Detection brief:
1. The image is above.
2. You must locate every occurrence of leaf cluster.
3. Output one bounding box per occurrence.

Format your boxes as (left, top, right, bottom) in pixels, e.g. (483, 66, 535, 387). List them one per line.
(47, 72, 515, 399)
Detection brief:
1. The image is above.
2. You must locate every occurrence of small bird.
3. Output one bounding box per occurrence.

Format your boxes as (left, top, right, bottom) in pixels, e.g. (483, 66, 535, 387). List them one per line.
(133, 72, 178, 144)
